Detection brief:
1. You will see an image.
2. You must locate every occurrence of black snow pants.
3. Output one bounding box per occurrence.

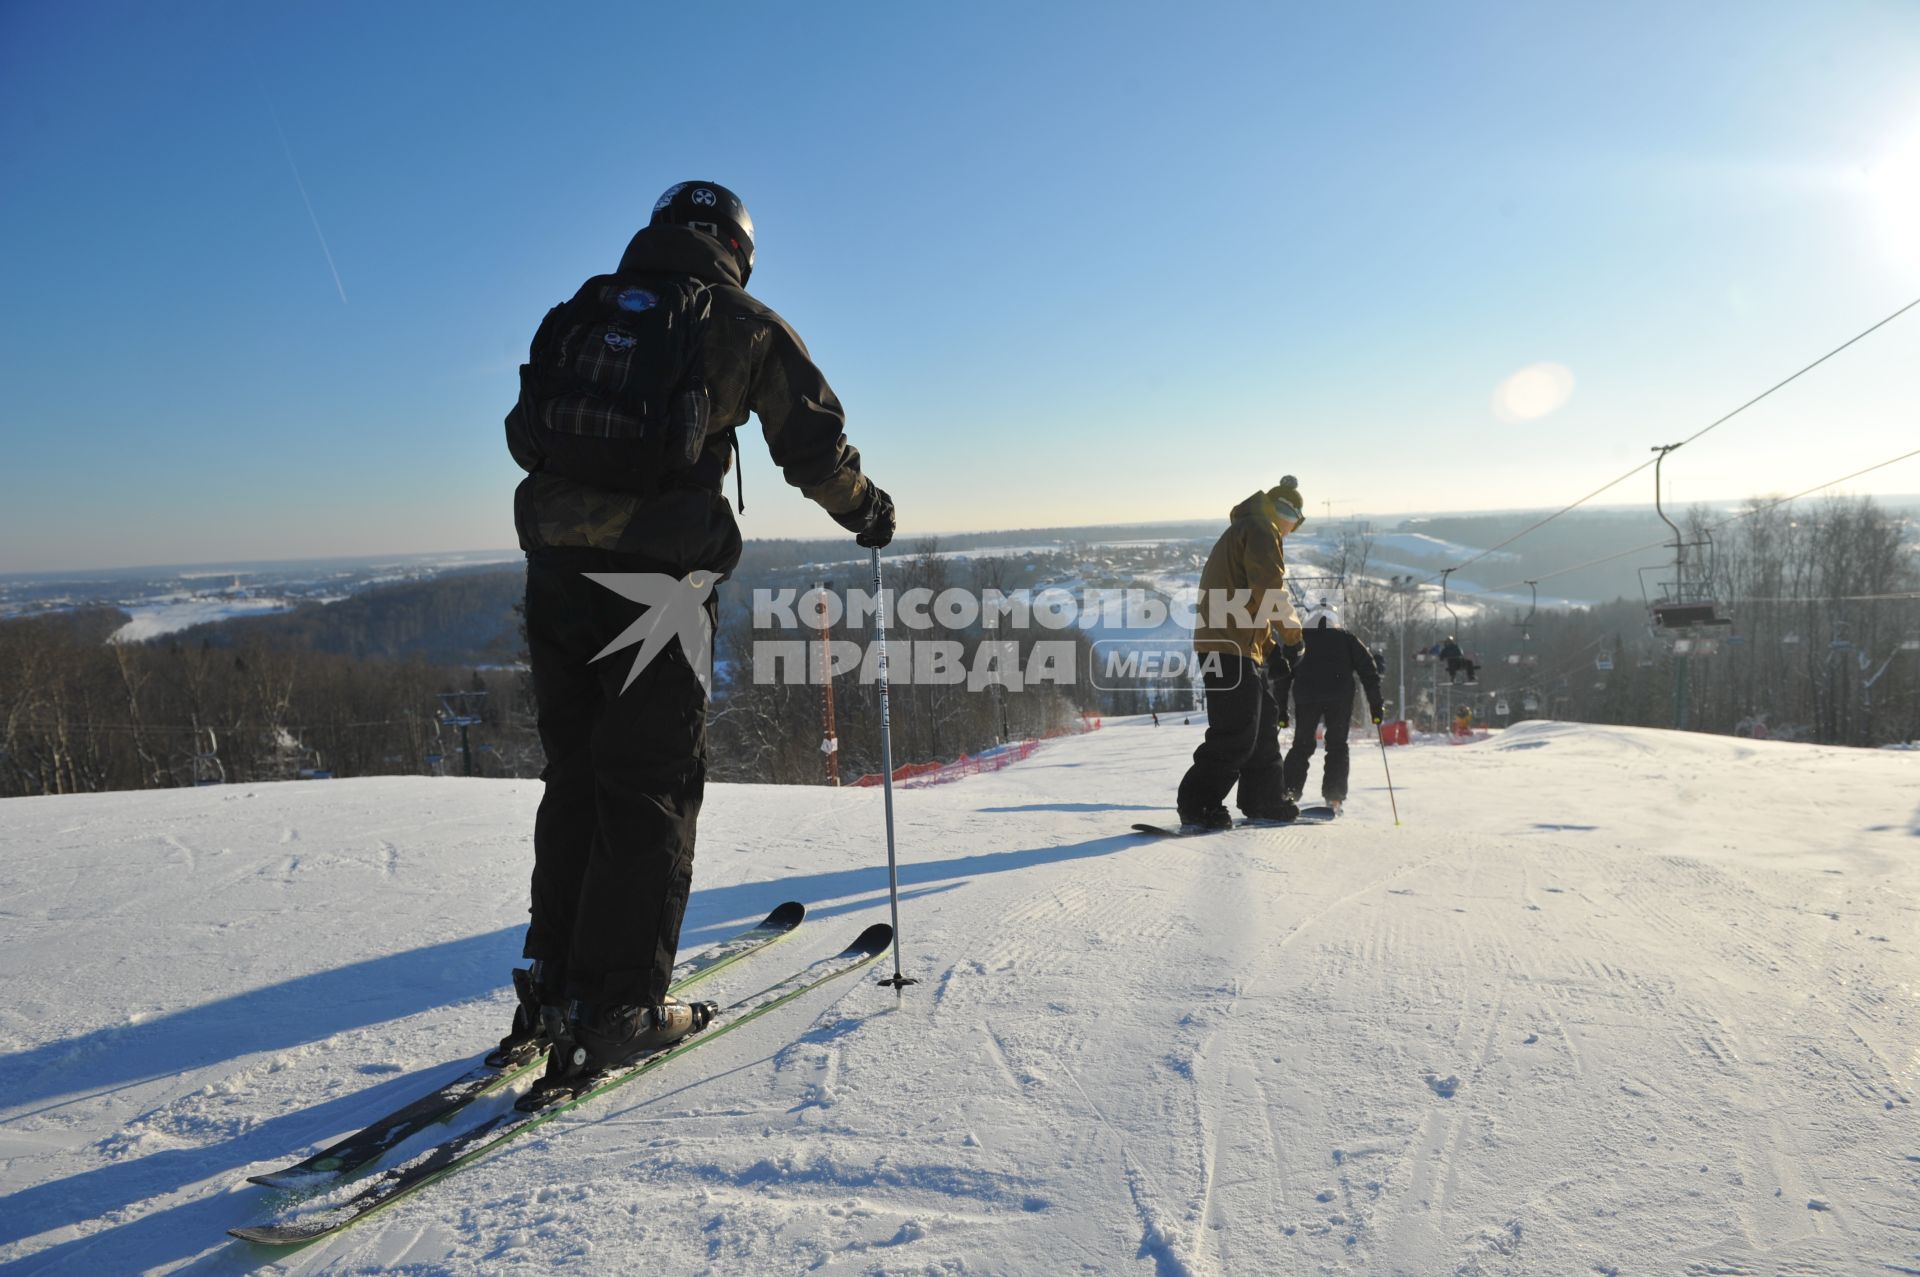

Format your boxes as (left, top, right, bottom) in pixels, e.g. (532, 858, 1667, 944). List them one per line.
(523, 547, 709, 1008)
(1283, 692, 1356, 802)
(1177, 653, 1287, 816)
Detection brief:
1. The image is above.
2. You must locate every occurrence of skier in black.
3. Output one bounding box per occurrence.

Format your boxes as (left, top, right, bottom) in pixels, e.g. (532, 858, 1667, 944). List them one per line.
(496, 182, 894, 1086)
(1282, 603, 1384, 813)
(1437, 635, 1479, 684)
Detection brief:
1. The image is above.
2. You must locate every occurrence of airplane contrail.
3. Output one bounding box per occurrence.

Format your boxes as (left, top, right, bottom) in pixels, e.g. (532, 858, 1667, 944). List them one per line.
(263, 96, 347, 305)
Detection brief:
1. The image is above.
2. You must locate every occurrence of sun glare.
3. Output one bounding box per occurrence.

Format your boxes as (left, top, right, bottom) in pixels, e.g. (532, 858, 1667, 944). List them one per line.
(1492, 362, 1575, 423)
(1869, 134, 1920, 271)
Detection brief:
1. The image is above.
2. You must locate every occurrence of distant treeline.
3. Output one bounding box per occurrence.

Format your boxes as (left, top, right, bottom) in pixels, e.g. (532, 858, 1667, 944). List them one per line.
(1382, 509, 1677, 604)
(1348, 496, 1920, 745)
(710, 540, 1112, 786)
(173, 565, 526, 664)
(731, 521, 1222, 573)
(2, 497, 1913, 798)
(0, 605, 537, 795)
(0, 543, 1114, 797)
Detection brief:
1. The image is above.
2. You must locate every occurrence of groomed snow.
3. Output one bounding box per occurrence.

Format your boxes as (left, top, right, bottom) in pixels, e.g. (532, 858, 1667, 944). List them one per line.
(0, 718, 1914, 1274)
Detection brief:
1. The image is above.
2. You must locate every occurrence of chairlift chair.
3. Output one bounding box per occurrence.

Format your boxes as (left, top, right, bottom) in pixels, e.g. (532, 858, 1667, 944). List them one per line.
(1864, 637, 1920, 705)
(1640, 444, 1734, 636)
(1287, 575, 1347, 614)
(1651, 600, 1733, 630)
(1514, 581, 1539, 643)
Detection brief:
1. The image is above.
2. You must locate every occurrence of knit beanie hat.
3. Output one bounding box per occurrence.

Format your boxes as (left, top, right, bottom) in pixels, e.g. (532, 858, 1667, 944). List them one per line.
(1269, 475, 1305, 526)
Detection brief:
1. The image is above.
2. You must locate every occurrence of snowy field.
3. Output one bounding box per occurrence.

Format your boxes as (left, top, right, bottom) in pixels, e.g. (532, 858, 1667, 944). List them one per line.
(107, 597, 299, 644)
(0, 718, 1915, 1275)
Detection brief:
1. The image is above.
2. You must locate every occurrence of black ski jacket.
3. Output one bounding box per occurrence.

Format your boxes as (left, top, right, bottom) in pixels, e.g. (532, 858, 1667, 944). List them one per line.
(509, 224, 872, 576)
(1289, 624, 1384, 709)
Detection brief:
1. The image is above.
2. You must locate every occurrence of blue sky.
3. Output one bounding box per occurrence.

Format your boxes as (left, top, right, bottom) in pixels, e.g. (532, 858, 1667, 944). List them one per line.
(3, 0, 1918, 572)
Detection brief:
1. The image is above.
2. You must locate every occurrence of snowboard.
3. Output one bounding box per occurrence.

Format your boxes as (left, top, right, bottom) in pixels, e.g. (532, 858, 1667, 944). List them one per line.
(1130, 818, 1320, 838)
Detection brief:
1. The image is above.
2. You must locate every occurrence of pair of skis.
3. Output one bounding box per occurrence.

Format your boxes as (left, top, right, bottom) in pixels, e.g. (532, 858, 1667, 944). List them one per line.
(1131, 805, 1341, 839)
(231, 905, 890, 1245)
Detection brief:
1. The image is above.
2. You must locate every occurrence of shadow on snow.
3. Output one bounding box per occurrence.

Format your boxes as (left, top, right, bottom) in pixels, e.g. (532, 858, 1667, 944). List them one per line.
(0, 828, 1136, 1270)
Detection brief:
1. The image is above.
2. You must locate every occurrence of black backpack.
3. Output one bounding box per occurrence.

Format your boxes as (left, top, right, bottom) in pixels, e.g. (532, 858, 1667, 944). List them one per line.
(506, 273, 714, 493)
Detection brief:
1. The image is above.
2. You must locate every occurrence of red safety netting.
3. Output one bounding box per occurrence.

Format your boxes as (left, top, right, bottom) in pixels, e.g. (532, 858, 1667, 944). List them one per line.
(851, 713, 1102, 788)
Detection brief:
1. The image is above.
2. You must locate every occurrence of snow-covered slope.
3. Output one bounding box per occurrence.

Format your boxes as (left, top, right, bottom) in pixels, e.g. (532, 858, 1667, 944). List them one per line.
(1, 719, 1915, 1275)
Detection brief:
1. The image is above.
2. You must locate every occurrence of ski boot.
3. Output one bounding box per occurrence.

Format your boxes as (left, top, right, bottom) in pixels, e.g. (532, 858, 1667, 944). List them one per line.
(485, 960, 561, 1069)
(1177, 805, 1234, 834)
(516, 996, 715, 1112)
(571, 996, 714, 1071)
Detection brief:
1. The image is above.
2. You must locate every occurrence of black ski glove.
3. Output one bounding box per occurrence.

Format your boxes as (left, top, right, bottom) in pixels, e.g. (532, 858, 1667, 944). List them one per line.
(832, 481, 895, 549)
(1369, 703, 1385, 725)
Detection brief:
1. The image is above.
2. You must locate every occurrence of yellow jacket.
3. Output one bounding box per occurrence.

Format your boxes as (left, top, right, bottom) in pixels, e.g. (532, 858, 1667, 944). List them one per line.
(1191, 490, 1304, 666)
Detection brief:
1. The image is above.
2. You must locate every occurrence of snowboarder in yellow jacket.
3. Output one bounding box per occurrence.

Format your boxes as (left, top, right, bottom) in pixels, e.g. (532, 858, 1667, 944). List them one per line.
(1176, 477, 1307, 829)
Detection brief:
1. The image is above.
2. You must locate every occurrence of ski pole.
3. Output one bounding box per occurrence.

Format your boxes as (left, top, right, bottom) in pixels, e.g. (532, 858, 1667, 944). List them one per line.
(870, 546, 917, 989)
(1377, 724, 1402, 826)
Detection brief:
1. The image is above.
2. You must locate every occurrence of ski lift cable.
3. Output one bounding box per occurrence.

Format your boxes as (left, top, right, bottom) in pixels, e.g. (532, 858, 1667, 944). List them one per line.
(1470, 633, 1612, 703)
(1406, 627, 1610, 709)
(1726, 591, 1920, 604)
(1460, 443, 1920, 596)
(1665, 295, 1920, 453)
(1451, 441, 1920, 598)
(1411, 294, 1920, 587)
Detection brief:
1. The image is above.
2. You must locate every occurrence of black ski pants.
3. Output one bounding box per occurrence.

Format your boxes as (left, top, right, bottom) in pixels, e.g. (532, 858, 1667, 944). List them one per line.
(1284, 692, 1355, 802)
(523, 548, 709, 1008)
(1177, 653, 1286, 816)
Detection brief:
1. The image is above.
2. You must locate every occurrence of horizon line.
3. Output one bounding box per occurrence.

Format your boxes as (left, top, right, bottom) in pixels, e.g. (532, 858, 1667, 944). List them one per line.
(5, 491, 1917, 580)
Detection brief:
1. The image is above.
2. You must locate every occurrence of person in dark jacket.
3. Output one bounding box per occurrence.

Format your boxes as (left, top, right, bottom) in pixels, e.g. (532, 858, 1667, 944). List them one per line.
(1282, 603, 1384, 811)
(1437, 636, 1479, 684)
(495, 182, 895, 1088)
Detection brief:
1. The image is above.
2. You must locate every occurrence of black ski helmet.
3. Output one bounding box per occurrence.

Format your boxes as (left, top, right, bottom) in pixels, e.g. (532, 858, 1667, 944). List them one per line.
(650, 181, 755, 284)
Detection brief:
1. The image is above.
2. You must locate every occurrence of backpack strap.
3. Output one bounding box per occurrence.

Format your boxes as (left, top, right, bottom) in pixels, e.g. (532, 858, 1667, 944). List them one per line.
(729, 427, 746, 512)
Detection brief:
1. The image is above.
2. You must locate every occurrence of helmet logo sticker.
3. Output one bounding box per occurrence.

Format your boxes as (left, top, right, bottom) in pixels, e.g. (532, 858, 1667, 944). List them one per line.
(616, 288, 658, 312)
(691, 187, 717, 206)
(653, 183, 687, 211)
(603, 329, 637, 351)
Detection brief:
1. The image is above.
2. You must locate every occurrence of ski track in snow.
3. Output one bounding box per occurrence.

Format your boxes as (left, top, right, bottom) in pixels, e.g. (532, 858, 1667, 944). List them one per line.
(0, 720, 1916, 1274)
